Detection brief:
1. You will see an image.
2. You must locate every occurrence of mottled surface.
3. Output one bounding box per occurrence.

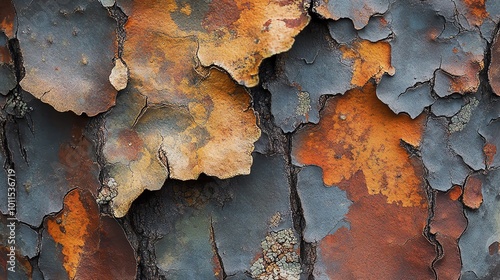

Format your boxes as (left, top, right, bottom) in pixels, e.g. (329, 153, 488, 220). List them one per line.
(14, 0, 118, 116)
(1, 1, 500, 279)
(120, 0, 310, 87)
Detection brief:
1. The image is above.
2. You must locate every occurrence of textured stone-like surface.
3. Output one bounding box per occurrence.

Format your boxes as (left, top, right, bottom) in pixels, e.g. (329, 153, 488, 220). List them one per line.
(376, 0, 486, 118)
(430, 186, 467, 280)
(134, 154, 294, 278)
(1, 94, 100, 227)
(121, 0, 310, 87)
(312, 0, 389, 29)
(265, 21, 393, 132)
(490, 29, 500, 96)
(101, 30, 260, 217)
(293, 83, 425, 207)
(293, 83, 435, 278)
(0, 0, 17, 96)
(459, 171, 500, 279)
(39, 189, 136, 279)
(14, 0, 118, 115)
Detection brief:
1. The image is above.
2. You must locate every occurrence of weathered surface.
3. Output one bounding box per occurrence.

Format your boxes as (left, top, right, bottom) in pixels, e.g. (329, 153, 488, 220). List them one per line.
(312, 0, 390, 29)
(14, 0, 118, 116)
(1, 94, 100, 227)
(0, 0, 17, 96)
(376, 0, 486, 118)
(265, 21, 393, 132)
(459, 171, 500, 279)
(296, 165, 351, 243)
(39, 189, 136, 279)
(129, 153, 295, 279)
(2, 1, 500, 279)
(120, 0, 310, 87)
(292, 83, 435, 278)
(490, 29, 500, 96)
(430, 186, 467, 280)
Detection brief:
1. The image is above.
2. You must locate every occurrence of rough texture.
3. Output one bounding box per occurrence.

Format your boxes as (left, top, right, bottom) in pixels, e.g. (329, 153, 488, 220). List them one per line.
(120, 0, 310, 87)
(2, 1, 500, 279)
(292, 83, 435, 278)
(14, 0, 118, 116)
(39, 189, 136, 279)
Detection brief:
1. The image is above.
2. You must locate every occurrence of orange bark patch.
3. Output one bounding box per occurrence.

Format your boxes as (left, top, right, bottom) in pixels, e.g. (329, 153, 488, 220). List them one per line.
(0, 0, 16, 38)
(462, 0, 488, 26)
(430, 186, 467, 280)
(318, 171, 435, 279)
(293, 82, 426, 207)
(340, 40, 394, 87)
(106, 31, 261, 217)
(125, 0, 310, 87)
(46, 190, 98, 279)
(463, 176, 483, 209)
(45, 189, 136, 279)
(484, 142, 497, 167)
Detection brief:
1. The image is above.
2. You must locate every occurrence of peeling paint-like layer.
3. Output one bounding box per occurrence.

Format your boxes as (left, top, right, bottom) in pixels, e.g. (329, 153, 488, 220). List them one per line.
(490, 29, 500, 96)
(120, 0, 310, 87)
(101, 29, 260, 217)
(142, 154, 294, 278)
(316, 171, 435, 279)
(264, 21, 393, 132)
(14, 0, 118, 116)
(459, 171, 500, 279)
(296, 165, 351, 243)
(376, 0, 485, 118)
(430, 186, 467, 280)
(293, 83, 426, 207)
(1, 95, 100, 227)
(0, 0, 17, 96)
(292, 83, 434, 278)
(312, 0, 390, 29)
(39, 189, 136, 279)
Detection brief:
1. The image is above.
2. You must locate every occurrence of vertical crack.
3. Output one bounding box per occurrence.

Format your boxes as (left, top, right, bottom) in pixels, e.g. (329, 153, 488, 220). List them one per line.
(210, 216, 227, 280)
(422, 175, 440, 280)
(286, 134, 316, 279)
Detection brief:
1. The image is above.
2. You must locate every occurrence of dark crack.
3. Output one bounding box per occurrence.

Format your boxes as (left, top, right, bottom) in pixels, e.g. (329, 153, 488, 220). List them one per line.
(210, 216, 227, 280)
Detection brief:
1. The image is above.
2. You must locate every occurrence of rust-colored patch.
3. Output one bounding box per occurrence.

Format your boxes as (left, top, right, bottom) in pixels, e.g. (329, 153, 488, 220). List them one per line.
(58, 121, 101, 196)
(46, 190, 98, 279)
(319, 171, 435, 279)
(340, 40, 394, 87)
(0, 0, 16, 39)
(430, 186, 468, 280)
(74, 217, 137, 279)
(449, 60, 483, 93)
(124, 0, 310, 87)
(103, 129, 144, 163)
(484, 142, 497, 167)
(0, 247, 33, 278)
(293, 82, 426, 207)
(0, 45, 11, 64)
(448, 185, 463, 201)
(105, 30, 260, 217)
(202, 0, 241, 32)
(45, 189, 136, 279)
(463, 176, 483, 209)
(462, 0, 488, 26)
